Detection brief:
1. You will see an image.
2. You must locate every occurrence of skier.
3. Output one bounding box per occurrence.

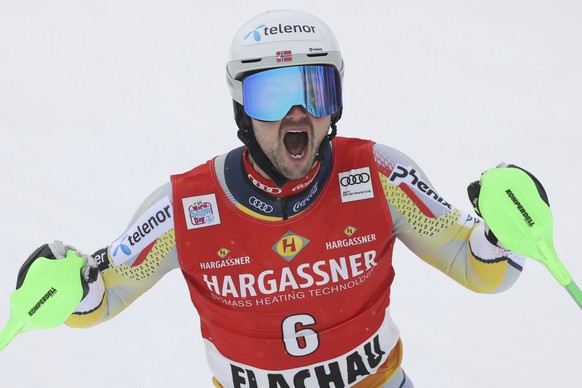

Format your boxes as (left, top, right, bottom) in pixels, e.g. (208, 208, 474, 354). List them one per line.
(13, 9, 527, 388)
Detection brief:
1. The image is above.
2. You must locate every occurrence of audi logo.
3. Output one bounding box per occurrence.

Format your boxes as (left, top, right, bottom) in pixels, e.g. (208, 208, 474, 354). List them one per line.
(340, 173, 370, 187)
(248, 196, 274, 213)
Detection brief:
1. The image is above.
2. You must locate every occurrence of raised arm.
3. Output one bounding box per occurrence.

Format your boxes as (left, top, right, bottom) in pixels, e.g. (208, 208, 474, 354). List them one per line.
(373, 143, 524, 293)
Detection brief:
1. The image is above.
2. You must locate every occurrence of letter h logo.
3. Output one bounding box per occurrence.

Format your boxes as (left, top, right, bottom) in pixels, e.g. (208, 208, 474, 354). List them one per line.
(272, 231, 310, 262)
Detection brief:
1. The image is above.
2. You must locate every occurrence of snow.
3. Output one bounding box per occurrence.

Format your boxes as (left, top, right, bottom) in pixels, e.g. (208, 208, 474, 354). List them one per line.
(0, 1, 581, 387)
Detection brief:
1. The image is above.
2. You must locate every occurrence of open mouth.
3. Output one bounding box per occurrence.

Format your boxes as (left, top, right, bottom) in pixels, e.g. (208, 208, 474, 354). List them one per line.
(284, 131, 308, 159)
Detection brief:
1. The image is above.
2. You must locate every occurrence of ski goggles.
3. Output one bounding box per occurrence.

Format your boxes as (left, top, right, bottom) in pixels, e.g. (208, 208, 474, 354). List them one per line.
(242, 65, 342, 122)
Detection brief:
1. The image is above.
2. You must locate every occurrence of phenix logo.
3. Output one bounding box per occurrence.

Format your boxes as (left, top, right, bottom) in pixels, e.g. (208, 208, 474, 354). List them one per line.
(389, 164, 452, 211)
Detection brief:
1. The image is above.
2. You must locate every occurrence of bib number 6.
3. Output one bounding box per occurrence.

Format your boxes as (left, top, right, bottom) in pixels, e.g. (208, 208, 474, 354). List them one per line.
(281, 314, 319, 357)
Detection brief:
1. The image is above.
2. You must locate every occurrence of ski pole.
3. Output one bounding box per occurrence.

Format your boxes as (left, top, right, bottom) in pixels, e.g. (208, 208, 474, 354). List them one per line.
(477, 165, 582, 310)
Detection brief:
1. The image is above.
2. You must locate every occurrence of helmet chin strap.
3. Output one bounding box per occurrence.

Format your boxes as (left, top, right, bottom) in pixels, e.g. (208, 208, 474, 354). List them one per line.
(234, 101, 340, 188)
(237, 125, 290, 188)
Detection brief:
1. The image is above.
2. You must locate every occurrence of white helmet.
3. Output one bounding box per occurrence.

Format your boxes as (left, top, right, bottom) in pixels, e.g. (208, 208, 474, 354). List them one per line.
(226, 10, 344, 187)
(226, 9, 344, 106)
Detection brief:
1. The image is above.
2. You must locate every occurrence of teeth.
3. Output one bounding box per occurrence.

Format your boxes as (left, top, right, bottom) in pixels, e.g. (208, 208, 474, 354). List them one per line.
(290, 151, 305, 159)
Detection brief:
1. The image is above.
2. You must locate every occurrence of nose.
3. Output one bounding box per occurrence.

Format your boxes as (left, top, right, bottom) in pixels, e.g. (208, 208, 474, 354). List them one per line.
(284, 105, 308, 121)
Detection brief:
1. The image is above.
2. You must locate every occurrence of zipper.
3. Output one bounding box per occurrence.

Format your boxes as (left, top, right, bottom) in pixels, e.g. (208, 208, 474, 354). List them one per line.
(278, 197, 289, 221)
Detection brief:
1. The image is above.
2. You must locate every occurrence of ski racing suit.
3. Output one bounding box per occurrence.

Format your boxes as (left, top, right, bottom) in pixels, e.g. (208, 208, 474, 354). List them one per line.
(66, 137, 524, 387)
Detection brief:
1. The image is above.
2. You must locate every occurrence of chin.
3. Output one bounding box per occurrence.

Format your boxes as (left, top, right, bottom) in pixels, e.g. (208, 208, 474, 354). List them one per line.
(287, 164, 315, 181)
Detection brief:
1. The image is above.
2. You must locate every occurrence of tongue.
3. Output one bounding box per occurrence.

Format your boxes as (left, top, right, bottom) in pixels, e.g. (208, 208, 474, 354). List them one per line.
(284, 132, 307, 156)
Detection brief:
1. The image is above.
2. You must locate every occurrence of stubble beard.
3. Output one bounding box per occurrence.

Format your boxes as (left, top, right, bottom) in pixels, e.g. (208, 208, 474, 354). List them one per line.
(266, 143, 318, 180)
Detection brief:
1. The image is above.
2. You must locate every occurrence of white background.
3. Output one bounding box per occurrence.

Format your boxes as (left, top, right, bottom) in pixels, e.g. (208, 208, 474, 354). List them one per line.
(1, 1, 581, 387)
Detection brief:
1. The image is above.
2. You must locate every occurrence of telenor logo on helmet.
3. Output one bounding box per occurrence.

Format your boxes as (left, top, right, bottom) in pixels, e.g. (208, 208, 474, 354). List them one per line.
(243, 20, 322, 45)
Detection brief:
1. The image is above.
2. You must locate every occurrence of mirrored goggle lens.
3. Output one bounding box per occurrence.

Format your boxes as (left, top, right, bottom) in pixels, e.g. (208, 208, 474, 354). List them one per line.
(242, 65, 342, 122)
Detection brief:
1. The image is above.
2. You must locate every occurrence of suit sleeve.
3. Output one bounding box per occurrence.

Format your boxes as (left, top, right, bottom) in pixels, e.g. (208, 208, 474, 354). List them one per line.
(373, 143, 524, 293)
(66, 182, 180, 328)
